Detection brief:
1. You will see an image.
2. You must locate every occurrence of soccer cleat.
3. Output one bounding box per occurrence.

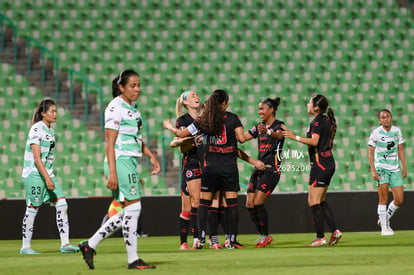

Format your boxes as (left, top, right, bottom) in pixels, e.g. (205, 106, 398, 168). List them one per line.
(191, 238, 200, 249)
(79, 241, 96, 270)
(223, 239, 230, 248)
(60, 243, 80, 253)
(211, 243, 222, 250)
(329, 230, 342, 246)
(194, 238, 205, 249)
(256, 236, 274, 248)
(179, 242, 189, 250)
(381, 228, 395, 236)
(306, 237, 327, 247)
(127, 259, 156, 269)
(20, 248, 41, 254)
(226, 241, 244, 249)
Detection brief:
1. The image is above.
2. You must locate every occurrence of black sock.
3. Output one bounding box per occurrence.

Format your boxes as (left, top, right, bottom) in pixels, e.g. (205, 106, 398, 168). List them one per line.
(255, 204, 268, 236)
(321, 201, 337, 233)
(226, 198, 239, 242)
(247, 207, 261, 234)
(208, 207, 219, 238)
(179, 217, 190, 244)
(197, 199, 211, 240)
(190, 207, 199, 239)
(219, 206, 229, 237)
(311, 204, 324, 238)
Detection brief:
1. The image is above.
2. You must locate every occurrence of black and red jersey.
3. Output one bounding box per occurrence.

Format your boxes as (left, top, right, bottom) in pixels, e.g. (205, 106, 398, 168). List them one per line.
(306, 114, 335, 164)
(247, 119, 285, 168)
(176, 113, 199, 164)
(199, 111, 243, 167)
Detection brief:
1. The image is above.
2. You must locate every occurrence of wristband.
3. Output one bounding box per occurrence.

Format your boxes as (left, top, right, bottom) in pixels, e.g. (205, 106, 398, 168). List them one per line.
(267, 129, 272, 136)
(295, 135, 300, 141)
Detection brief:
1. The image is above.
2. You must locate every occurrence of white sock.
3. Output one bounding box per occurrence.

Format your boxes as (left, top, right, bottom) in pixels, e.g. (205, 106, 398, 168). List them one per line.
(123, 202, 141, 264)
(89, 210, 124, 249)
(377, 204, 387, 232)
(387, 201, 399, 220)
(22, 207, 38, 249)
(55, 199, 70, 246)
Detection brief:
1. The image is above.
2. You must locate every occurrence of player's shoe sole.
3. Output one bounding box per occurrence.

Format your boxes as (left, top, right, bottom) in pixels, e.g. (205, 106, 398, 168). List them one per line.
(60, 244, 80, 253)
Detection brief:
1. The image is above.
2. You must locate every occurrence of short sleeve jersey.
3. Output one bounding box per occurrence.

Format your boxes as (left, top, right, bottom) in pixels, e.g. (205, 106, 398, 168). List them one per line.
(368, 125, 404, 172)
(176, 113, 199, 163)
(105, 96, 143, 159)
(22, 121, 56, 178)
(248, 120, 285, 167)
(200, 111, 243, 166)
(307, 114, 335, 163)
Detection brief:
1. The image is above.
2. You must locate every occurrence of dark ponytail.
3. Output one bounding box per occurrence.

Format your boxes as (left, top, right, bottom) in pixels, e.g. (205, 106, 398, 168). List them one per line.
(261, 97, 281, 115)
(112, 69, 139, 98)
(198, 89, 229, 136)
(31, 99, 56, 125)
(312, 94, 337, 149)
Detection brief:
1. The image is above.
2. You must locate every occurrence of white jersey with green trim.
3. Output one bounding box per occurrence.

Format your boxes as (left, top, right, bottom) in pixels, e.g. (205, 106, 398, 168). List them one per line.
(105, 96, 143, 159)
(22, 121, 56, 178)
(368, 125, 404, 172)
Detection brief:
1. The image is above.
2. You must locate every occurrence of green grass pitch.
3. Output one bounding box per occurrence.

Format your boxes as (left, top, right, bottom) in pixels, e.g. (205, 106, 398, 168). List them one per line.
(1, 231, 414, 274)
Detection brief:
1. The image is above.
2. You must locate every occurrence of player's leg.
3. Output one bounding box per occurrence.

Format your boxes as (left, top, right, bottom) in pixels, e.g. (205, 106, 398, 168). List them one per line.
(387, 171, 404, 224)
(197, 191, 213, 248)
(187, 178, 201, 248)
(179, 191, 191, 250)
(20, 174, 43, 254)
(307, 185, 327, 246)
(208, 193, 221, 249)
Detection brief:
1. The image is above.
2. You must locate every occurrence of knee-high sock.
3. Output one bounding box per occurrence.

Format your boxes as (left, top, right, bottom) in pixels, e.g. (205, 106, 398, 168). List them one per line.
(311, 204, 324, 238)
(247, 207, 261, 235)
(89, 209, 124, 249)
(123, 202, 141, 264)
(255, 204, 269, 236)
(179, 211, 190, 244)
(377, 204, 387, 231)
(208, 207, 219, 243)
(55, 199, 70, 246)
(197, 199, 211, 240)
(219, 206, 229, 238)
(190, 207, 199, 239)
(320, 201, 337, 233)
(22, 207, 38, 249)
(387, 201, 399, 220)
(226, 198, 239, 242)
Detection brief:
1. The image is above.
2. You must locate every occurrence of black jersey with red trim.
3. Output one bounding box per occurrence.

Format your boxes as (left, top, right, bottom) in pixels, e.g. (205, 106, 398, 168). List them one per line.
(199, 111, 243, 167)
(306, 114, 334, 163)
(176, 113, 199, 163)
(247, 120, 285, 168)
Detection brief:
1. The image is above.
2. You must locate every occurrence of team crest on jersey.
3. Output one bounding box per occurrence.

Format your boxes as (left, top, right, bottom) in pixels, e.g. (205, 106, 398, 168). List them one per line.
(130, 186, 137, 195)
(34, 196, 39, 203)
(186, 170, 193, 178)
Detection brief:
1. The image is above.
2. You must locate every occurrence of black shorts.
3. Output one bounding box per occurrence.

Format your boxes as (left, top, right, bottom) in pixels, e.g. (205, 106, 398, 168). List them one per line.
(247, 168, 281, 195)
(181, 161, 201, 196)
(308, 161, 335, 187)
(201, 164, 239, 193)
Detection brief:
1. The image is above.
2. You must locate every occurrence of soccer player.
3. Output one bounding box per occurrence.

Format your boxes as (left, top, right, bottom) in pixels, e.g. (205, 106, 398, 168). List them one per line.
(169, 90, 202, 250)
(79, 69, 160, 270)
(243, 97, 285, 248)
(20, 99, 79, 254)
(368, 109, 406, 236)
(282, 94, 342, 247)
(164, 89, 265, 249)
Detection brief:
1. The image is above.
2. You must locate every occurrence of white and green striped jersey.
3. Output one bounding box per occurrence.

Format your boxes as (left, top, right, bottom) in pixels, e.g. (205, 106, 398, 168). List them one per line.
(368, 125, 404, 172)
(105, 96, 143, 159)
(22, 121, 56, 178)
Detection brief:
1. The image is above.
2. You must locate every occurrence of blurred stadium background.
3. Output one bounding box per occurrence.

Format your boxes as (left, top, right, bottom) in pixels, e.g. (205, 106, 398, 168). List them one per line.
(0, 0, 413, 199)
